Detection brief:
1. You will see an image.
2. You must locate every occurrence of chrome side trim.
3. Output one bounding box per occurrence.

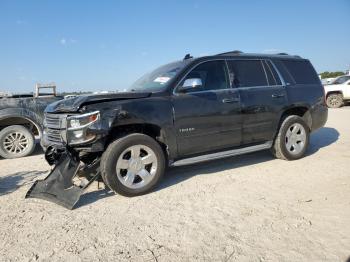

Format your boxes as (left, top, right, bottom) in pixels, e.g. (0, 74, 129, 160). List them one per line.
(171, 141, 273, 167)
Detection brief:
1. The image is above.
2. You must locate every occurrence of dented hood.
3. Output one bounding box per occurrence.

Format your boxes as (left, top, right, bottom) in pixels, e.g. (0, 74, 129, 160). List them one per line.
(45, 92, 152, 113)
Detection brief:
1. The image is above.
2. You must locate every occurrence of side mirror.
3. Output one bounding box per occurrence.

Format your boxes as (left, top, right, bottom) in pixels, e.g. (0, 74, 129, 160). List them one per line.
(178, 78, 202, 93)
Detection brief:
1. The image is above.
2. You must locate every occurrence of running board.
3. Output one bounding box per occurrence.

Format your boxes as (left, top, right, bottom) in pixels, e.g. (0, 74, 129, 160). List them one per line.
(171, 141, 273, 167)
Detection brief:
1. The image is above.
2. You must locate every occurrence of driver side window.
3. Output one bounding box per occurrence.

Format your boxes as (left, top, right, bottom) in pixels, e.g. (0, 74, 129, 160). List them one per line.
(181, 61, 229, 93)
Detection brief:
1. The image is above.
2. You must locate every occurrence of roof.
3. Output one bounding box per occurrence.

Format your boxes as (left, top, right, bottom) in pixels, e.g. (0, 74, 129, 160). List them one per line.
(213, 50, 303, 60)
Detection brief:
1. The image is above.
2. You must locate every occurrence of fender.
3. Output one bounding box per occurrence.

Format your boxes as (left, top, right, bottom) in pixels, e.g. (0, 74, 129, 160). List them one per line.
(0, 107, 43, 136)
(91, 96, 178, 159)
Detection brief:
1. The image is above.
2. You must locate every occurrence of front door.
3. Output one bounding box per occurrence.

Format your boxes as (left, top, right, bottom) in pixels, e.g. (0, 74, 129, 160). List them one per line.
(172, 60, 242, 157)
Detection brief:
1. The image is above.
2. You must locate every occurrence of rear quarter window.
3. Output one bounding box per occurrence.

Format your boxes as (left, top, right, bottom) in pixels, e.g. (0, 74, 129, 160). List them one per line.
(281, 60, 320, 85)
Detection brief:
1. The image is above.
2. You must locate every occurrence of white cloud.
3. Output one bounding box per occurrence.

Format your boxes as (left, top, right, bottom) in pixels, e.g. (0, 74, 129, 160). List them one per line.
(60, 38, 67, 45)
(60, 37, 78, 46)
(60, 38, 77, 46)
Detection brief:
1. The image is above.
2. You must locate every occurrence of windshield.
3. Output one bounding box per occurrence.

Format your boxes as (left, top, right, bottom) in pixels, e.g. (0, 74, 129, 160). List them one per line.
(126, 60, 189, 92)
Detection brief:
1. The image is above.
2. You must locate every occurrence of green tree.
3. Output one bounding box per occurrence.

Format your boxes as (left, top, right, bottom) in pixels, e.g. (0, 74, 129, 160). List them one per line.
(319, 71, 345, 79)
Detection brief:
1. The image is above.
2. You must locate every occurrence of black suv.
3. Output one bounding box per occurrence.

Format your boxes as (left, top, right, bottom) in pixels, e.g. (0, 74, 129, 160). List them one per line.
(28, 51, 328, 207)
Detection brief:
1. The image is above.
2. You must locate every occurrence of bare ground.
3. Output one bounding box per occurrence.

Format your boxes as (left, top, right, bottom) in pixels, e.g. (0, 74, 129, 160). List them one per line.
(0, 108, 349, 262)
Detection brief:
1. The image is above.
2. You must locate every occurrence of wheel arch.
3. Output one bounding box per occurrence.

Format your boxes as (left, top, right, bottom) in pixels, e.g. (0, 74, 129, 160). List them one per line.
(105, 123, 170, 161)
(279, 105, 312, 131)
(0, 108, 43, 138)
(326, 91, 343, 98)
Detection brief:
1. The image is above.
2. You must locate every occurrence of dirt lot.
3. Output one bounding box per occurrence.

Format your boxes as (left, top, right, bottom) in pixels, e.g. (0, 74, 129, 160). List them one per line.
(0, 108, 349, 262)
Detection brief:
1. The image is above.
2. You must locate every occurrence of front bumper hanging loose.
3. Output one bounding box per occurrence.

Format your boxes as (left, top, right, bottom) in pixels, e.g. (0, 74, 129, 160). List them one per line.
(25, 149, 101, 209)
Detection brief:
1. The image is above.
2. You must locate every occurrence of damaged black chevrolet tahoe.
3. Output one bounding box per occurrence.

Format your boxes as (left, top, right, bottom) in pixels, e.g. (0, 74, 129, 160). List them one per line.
(26, 51, 328, 209)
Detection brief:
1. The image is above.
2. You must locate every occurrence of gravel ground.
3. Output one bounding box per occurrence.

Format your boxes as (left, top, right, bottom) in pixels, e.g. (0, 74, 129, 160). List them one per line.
(0, 108, 349, 262)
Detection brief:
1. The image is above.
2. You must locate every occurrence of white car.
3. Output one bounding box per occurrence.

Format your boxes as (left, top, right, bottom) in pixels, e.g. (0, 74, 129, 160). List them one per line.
(324, 77, 350, 108)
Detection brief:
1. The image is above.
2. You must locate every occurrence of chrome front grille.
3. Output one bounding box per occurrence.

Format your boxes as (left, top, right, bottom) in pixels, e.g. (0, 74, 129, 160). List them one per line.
(44, 113, 67, 145)
(45, 113, 65, 129)
(46, 129, 62, 143)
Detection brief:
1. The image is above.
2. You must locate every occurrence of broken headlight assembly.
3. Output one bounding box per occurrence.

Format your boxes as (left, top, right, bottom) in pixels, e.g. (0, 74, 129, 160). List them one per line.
(66, 111, 100, 145)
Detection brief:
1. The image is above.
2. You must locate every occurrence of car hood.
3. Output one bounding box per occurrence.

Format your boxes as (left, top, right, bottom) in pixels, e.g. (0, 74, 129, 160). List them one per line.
(45, 92, 152, 113)
(324, 84, 343, 91)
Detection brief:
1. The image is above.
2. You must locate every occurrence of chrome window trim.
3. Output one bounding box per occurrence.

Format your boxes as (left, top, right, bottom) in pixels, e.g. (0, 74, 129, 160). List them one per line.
(268, 59, 286, 86)
(264, 60, 279, 85)
(261, 60, 270, 86)
(172, 58, 287, 96)
(173, 87, 236, 96)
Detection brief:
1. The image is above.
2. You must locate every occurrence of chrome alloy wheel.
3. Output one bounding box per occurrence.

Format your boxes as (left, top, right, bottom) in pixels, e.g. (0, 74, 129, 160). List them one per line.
(328, 95, 342, 108)
(285, 123, 306, 155)
(116, 145, 158, 189)
(3, 132, 29, 155)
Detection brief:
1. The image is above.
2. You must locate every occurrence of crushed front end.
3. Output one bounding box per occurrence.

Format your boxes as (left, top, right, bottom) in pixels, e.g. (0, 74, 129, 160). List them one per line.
(26, 110, 106, 209)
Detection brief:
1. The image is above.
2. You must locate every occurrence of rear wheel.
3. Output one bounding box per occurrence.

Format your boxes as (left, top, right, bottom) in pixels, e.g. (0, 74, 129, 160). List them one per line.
(271, 115, 310, 160)
(0, 125, 35, 159)
(101, 133, 165, 196)
(326, 93, 343, 108)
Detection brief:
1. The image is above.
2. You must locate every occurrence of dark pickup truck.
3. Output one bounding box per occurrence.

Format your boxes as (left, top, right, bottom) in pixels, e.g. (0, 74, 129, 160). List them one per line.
(26, 51, 328, 209)
(0, 86, 63, 159)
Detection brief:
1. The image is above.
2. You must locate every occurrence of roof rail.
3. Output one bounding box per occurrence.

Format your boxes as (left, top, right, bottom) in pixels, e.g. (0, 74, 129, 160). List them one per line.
(276, 52, 289, 55)
(217, 50, 243, 56)
(183, 54, 193, 60)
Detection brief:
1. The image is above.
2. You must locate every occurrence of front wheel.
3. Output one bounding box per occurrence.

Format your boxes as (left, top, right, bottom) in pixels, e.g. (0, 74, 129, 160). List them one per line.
(271, 115, 310, 160)
(101, 133, 165, 197)
(0, 125, 35, 159)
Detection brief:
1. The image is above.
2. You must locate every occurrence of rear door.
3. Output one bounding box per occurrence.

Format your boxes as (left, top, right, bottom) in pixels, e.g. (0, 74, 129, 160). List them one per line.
(172, 60, 242, 156)
(227, 59, 288, 144)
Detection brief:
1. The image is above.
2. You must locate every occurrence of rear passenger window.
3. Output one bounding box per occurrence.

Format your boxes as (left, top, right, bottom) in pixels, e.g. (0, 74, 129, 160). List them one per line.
(227, 60, 268, 88)
(281, 60, 320, 85)
(263, 60, 282, 86)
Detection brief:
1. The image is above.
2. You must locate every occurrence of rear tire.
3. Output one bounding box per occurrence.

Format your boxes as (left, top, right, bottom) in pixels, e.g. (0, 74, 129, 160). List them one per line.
(326, 93, 343, 108)
(0, 125, 35, 159)
(101, 133, 165, 197)
(271, 116, 310, 160)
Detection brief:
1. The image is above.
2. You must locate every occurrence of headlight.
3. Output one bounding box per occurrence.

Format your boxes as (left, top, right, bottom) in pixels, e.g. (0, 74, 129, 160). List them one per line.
(66, 111, 100, 145)
(67, 111, 100, 130)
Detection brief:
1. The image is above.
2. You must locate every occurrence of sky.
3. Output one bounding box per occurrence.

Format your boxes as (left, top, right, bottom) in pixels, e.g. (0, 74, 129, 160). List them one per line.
(1, 0, 349, 93)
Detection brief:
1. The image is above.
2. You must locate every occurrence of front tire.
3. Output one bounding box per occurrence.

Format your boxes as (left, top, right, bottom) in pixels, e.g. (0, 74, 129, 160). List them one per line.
(326, 93, 343, 108)
(101, 133, 165, 197)
(271, 116, 310, 160)
(0, 125, 35, 159)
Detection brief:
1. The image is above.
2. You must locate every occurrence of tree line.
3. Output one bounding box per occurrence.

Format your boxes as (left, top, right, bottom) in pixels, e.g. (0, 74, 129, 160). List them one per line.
(319, 71, 345, 79)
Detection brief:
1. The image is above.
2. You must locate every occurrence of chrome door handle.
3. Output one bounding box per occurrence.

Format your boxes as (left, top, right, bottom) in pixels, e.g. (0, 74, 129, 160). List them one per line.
(272, 94, 285, 98)
(222, 98, 240, 103)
